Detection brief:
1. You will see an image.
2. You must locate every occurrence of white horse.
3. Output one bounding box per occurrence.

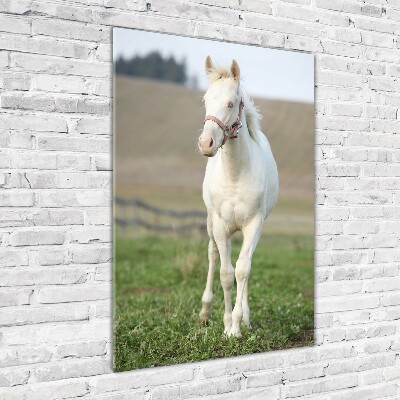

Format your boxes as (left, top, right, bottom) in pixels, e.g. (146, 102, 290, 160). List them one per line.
(197, 56, 279, 338)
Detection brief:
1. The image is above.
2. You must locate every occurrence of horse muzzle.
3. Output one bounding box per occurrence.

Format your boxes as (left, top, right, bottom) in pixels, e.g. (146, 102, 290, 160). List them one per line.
(198, 134, 218, 157)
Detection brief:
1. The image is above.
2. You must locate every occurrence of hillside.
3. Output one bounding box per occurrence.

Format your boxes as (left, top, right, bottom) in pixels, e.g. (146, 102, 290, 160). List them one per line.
(115, 76, 314, 200)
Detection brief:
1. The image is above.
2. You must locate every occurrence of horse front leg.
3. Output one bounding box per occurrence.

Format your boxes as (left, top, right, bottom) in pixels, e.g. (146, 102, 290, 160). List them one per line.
(212, 217, 234, 334)
(219, 239, 234, 334)
(242, 280, 251, 329)
(199, 237, 218, 324)
(229, 216, 264, 338)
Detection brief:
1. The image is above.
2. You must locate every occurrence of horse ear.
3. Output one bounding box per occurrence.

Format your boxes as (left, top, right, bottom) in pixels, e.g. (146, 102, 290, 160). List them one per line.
(230, 59, 240, 82)
(205, 55, 214, 75)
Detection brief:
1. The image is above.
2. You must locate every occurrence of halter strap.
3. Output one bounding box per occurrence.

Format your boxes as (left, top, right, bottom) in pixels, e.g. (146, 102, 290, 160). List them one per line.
(204, 99, 244, 146)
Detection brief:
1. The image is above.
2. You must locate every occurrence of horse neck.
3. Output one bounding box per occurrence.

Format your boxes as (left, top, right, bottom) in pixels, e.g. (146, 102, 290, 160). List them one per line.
(220, 120, 251, 180)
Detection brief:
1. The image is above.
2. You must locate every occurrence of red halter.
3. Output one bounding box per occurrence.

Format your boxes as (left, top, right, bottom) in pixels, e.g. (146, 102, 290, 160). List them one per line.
(204, 99, 244, 146)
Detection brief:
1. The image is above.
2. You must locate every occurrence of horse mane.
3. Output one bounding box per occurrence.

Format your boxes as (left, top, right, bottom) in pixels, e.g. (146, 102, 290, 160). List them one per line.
(206, 66, 235, 84)
(239, 86, 267, 146)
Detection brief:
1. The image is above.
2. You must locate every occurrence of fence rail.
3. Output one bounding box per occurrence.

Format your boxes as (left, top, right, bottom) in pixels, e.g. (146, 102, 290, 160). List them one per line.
(115, 197, 207, 233)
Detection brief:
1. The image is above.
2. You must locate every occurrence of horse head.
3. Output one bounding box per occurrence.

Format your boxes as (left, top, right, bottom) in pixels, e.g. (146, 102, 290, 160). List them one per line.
(198, 56, 243, 157)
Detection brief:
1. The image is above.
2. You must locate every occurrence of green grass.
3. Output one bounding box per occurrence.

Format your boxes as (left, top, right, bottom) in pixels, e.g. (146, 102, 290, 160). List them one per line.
(114, 233, 314, 371)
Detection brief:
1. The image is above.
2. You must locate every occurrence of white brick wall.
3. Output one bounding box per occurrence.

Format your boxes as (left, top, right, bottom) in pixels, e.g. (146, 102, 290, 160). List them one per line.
(0, 0, 399, 398)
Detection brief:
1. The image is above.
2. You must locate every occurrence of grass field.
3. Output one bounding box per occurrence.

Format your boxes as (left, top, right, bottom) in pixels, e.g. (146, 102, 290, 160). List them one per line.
(114, 233, 314, 371)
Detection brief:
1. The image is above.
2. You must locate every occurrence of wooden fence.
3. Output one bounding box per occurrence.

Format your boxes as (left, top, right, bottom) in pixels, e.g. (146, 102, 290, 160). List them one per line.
(115, 197, 207, 234)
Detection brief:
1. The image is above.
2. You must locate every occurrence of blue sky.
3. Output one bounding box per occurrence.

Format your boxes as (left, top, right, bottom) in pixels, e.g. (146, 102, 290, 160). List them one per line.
(113, 28, 314, 103)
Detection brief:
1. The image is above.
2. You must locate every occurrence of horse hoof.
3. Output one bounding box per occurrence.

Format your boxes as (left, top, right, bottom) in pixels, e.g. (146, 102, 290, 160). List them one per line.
(227, 329, 242, 339)
(198, 316, 210, 326)
(243, 322, 252, 330)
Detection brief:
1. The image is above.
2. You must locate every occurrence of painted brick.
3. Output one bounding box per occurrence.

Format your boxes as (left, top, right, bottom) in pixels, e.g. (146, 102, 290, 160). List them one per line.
(30, 1, 94, 23)
(1, 267, 89, 288)
(32, 19, 110, 43)
(33, 358, 110, 382)
(1, 93, 55, 112)
(329, 383, 396, 400)
(361, 31, 395, 48)
(38, 136, 110, 153)
(275, 2, 349, 26)
(76, 117, 110, 135)
(320, 40, 362, 58)
(95, 264, 112, 281)
(283, 363, 325, 382)
(2, 72, 31, 90)
(70, 246, 112, 264)
(24, 380, 90, 400)
(285, 374, 358, 397)
(37, 190, 110, 207)
(0, 132, 34, 150)
(92, 300, 112, 318)
(0, 113, 67, 132)
(0, 346, 52, 368)
(0, 368, 30, 387)
(179, 375, 243, 398)
(318, 294, 380, 313)
(68, 227, 111, 244)
(240, 0, 272, 14)
(38, 248, 67, 266)
(0, 0, 30, 14)
(38, 284, 110, 303)
(316, 280, 362, 297)
(11, 52, 109, 78)
(200, 353, 284, 379)
(318, 54, 385, 75)
(152, 0, 240, 25)
(1, 94, 107, 115)
(285, 34, 322, 52)
(10, 230, 65, 246)
(0, 302, 89, 326)
(197, 23, 261, 47)
(26, 209, 85, 226)
(85, 208, 112, 225)
(0, 250, 29, 267)
(0, 288, 33, 308)
(0, 14, 31, 35)
(92, 155, 112, 171)
(90, 364, 194, 393)
(0, 192, 35, 207)
(35, 74, 107, 96)
(245, 370, 282, 387)
(329, 103, 363, 117)
(2, 320, 110, 346)
(0, 32, 93, 59)
(93, 10, 196, 38)
(55, 340, 107, 359)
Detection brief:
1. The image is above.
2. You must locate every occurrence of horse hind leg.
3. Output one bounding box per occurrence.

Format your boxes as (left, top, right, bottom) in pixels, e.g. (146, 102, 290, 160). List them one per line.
(199, 237, 218, 325)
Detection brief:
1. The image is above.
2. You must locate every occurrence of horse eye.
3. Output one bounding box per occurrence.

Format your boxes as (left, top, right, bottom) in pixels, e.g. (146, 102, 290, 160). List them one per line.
(227, 101, 234, 108)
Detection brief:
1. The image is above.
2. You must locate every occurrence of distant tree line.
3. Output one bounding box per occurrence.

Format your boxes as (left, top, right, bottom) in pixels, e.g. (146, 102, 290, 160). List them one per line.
(115, 51, 187, 85)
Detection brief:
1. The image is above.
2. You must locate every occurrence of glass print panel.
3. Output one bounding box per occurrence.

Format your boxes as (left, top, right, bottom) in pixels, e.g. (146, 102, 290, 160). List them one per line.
(113, 27, 315, 371)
